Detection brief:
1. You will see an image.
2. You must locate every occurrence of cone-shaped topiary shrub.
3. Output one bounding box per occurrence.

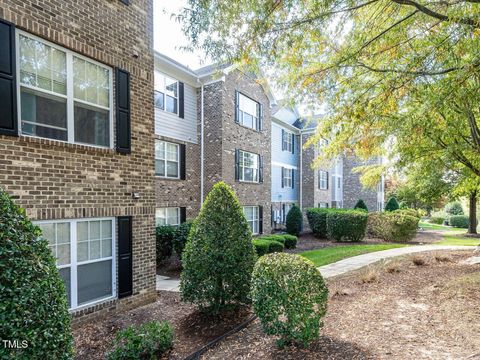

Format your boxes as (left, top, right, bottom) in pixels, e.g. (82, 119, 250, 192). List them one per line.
(180, 182, 256, 312)
(354, 199, 368, 211)
(0, 189, 74, 359)
(251, 253, 328, 348)
(385, 197, 400, 212)
(286, 204, 303, 236)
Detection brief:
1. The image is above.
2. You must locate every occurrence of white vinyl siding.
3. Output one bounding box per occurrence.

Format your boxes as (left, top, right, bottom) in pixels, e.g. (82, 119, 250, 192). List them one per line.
(154, 71, 197, 143)
(156, 207, 180, 227)
(243, 206, 259, 235)
(17, 31, 113, 148)
(36, 218, 115, 311)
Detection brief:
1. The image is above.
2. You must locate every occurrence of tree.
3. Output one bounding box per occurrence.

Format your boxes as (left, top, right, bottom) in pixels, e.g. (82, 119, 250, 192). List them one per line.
(385, 197, 400, 212)
(0, 189, 74, 359)
(180, 182, 256, 312)
(286, 204, 303, 236)
(445, 202, 464, 216)
(354, 199, 368, 211)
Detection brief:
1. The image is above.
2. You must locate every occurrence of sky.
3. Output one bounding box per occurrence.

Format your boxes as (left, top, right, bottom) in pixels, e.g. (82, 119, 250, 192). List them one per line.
(153, 0, 209, 70)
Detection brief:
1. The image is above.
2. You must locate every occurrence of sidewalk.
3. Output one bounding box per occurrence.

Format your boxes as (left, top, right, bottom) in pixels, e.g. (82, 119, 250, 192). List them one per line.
(156, 245, 475, 291)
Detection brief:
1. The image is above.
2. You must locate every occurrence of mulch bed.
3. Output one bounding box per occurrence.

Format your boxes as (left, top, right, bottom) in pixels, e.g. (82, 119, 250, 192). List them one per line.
(73, 292, 252, 359)
(200, 250, 480, 359)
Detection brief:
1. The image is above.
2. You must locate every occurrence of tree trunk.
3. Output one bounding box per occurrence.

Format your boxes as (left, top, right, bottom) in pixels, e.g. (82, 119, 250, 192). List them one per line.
(468, 190, 477, 234)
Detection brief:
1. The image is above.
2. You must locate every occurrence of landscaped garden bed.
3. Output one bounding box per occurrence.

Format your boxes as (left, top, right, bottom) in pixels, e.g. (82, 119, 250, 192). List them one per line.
(73, 291, 252, 359)
(198, 250, 480, 359)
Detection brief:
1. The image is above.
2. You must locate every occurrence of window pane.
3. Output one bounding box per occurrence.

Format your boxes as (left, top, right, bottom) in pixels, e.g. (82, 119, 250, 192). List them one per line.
(166, 96, 177, 113)
(21, 89, 67, 141)
(101, 220, 112, 239)
(74, 102, 110, 146)
(59, 267, 71, 308)
(40, 223, 55, 245)
(154, 91, 164, 110)
(98, 68, 110, 108)
(243, 207, 253, 220)
(155, 160, 165, 176)
(155, 141, 166, 160)
(166, 161, 178, 177)
(77, 241, 89, 262)
(165, 77, 177, 97)
(89, 240, 101, 260)
(156, 208, 166, 227)
(73, 57, 110, 107)
(56, 223, 70, 244)
(242, 112, 254, 128)
(166, 144, 178, 161)
(77, 260, 112, 305)
(89, 221, 101, 240)
(102, 239, 112, 257)
(239, 94, 257, 115)
(57, 244, 70, 266)
(77, 222, 89, 241)
(167, 208, 179, 225)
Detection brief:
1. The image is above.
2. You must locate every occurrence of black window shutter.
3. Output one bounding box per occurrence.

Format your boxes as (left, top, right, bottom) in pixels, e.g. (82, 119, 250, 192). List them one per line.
(326, 171, 329, 190)
(258, 206, 263, 234)
(119, 0, 129, 4)
(292, 169, 295, 189)
(318, 171, 321, 189)
(0, 19, 17, 137)
(179, 143, 186, 180)
(180, 207, 186, 223)
(178, 82, 184, 119)
(235, 149, 240, 181)
(281, 167, 284, 188)
(116, 68, 131, 154)
(118, 216, 133, 298)
(259, 155, 264, 183)
(281, 129, 285, 150)
(292, 133, 295, 154)
(258, 103, 263, 131)
(282, 204, 286, 223)
(234, 90, 240, 123)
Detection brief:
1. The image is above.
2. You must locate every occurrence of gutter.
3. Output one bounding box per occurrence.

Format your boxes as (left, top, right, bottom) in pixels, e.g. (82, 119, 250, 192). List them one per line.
(200, 81, 205, 206)
(299, 129, 303, 211)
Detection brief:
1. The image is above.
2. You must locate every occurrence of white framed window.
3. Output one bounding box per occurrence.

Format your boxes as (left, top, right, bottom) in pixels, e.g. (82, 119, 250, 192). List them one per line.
(155, 140, 180, 178)
(283, 131, 293, 152)
(318, 202, 329, 208)
(154, 72, 178, 114)
(36, 218, 115, 310)
(239, 150, 260, 183)
(238, 93, 260, 130)
(319, 170, 329, 190)
(17, 31, 113, 147)
(156, 207, 180, 227)
(283, 168, 293, 188)
(243, 206, 259, 235)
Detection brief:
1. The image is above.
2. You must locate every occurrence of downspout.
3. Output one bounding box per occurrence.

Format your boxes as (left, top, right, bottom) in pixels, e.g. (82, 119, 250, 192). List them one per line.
(200, 81, 205, 206)
(299, 130, 303, 212)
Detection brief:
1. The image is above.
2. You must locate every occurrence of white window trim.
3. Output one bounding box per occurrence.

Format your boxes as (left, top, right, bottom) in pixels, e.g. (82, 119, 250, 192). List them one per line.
(239, 150, 260, 183)
(283, 131, 293, 152)
(155, 140, 180, 179)
(155, 207, 181, 227)
(34, 217, 116, 311)
(154, 71, 179, 115)
(319, 170, 328, 190)
(238, 92, 260, 131)
(16, 30, 114, 149)
(243, 206, 259, 235)
(283, 168, 293, 188)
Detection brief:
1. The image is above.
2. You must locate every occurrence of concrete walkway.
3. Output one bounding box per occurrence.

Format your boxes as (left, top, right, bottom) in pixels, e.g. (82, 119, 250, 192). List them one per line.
(156, 245, 475, 291)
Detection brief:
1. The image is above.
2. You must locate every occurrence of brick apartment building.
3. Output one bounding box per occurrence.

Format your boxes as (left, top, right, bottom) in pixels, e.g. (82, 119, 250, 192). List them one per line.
(0, 0, 156, 322)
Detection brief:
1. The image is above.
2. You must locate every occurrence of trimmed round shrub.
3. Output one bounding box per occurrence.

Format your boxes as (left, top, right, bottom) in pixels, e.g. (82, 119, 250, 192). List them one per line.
(449, 215, 469, 229)
(253, 239, 271, 256)
(326, 209, 368, 242)
(107, 321, 173, 360)
(306, 208, 329, 238)
(385, 197, 400, 212)
(286, 205, 303, 236)
(368, 212, 419, 242)
(445, 202, 464, 216)
(268, 239, 285, 253)
(282, 234, 298, 249)
(394, 208, 420, 218)
(0, 189, 74, 359)
(156, 225, 176, 263)
(173, 220, 194, 259)
(429, 216, 445, 225)
(354, 199, 368, 211)
(180, 182, 256, 312)
(251, 253, 328, 348)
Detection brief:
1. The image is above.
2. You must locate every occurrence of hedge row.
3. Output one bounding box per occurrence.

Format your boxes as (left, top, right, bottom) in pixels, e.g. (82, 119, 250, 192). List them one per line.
(306, 208, 368, 242)
(449, 215, 469, 228)
(252, 234, 298, 256)
(156, 221, 193, 264)
(367, 211, 419, 242)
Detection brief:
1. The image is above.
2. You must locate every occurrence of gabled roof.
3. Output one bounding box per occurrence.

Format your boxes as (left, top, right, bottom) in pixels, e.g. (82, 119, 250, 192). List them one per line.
(293, 114, 323, 132)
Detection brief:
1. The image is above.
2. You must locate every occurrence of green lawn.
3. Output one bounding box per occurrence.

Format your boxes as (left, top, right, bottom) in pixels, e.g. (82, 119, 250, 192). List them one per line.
(300, 244, 408, 267)
(435, 234, 480, 247)
(418, 221, 460, 232)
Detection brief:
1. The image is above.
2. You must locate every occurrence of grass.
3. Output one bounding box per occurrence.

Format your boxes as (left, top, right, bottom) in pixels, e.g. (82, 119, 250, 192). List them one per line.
(300, 244, 408, 267)
(435, 234, 480, 247)
(418, 221, 460, 232)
